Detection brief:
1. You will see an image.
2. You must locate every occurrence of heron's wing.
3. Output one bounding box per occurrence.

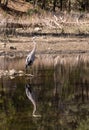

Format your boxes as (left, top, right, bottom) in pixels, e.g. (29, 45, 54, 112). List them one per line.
(26, 54, 31, 62)
(26, 51, 35, 62)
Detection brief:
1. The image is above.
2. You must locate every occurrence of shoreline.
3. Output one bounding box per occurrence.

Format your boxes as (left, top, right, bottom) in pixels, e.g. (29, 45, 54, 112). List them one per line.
(0, 36, 89, 57)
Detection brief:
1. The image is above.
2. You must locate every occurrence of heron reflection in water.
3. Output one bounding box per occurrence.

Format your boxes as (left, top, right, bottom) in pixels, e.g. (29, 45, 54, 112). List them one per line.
(25, 84, 41, 117)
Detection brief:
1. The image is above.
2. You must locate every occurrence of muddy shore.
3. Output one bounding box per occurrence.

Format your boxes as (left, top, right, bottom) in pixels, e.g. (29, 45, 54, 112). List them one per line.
(0, 33, 89, 77)
(0, 35, 89, 57)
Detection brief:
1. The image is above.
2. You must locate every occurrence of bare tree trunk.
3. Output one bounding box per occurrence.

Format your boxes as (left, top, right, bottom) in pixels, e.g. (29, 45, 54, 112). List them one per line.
(4, 0, 8, 7)
(42, 0, 46, 9)
(33, 0, 37, 7)
(68, 0, 71, 12)
(53, 0, 57, 12)
(85, 0, 89, 11)
(0, 0, 2, 6)
(60, 0, 63, 11)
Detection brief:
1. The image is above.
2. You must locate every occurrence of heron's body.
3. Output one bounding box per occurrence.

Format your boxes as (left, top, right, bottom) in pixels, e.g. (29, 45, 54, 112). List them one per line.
(25, 41, 36, 69)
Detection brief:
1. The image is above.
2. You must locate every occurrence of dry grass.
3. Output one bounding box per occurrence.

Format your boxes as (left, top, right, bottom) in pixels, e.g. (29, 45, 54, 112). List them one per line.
(0, 10, 89, 73)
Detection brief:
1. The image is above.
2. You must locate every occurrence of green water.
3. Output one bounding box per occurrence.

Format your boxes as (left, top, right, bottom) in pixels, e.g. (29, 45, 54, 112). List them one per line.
(0, 61, 89, 130)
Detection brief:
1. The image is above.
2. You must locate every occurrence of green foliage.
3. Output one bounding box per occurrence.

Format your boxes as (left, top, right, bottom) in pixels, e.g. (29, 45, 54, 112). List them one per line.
(77, 117, 89, 130)
(0, 0, 89, 13)
(27, 8, 38, 15)
(28, 0, 89, 12)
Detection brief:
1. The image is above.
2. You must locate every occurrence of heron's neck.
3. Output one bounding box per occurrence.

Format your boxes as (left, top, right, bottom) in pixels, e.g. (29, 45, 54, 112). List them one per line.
(33, 42, 36, 51)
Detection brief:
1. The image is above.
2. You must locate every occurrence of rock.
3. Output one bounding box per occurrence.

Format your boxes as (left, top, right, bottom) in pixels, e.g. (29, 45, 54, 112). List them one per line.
(9, 76, 15, 79)
(4, 70, 9, 76)
(18, 70, 24, 76)
(34, 27, 42, 32)
(9, 69, 17, 76)
(10, 46, 17, 50)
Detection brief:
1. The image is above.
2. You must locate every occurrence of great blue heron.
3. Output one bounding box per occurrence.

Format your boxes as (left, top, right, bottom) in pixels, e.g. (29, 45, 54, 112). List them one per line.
(25, 84, 41, 117)
(25, 37, 36, 70)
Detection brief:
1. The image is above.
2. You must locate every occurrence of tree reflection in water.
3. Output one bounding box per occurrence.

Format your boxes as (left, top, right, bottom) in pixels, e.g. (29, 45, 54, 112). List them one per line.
(0, 59, 89, 129)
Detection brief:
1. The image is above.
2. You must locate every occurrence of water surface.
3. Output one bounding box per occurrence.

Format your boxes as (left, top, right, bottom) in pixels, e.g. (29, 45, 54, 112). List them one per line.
(0, 58, 89, 130)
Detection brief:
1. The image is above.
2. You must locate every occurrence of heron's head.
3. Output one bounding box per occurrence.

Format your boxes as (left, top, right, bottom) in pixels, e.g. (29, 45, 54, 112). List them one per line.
(32, 36, 36, 41)
(32, 36, 37, 42)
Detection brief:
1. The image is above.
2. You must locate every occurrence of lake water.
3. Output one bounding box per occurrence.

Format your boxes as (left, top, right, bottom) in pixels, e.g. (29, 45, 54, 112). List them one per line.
(0, 56, 89, 130)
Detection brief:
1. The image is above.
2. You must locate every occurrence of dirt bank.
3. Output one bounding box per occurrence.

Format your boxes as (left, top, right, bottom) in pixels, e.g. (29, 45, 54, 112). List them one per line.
(0, 12, 89, 59)
(0, 36, 89, 58)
